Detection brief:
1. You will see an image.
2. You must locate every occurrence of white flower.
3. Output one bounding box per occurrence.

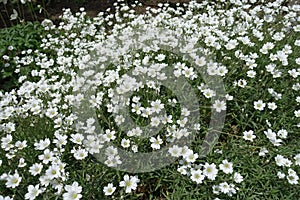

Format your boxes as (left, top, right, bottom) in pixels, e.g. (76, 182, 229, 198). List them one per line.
(287, 169, 299, 185)
(105, 155, 122, 167)
(219, 182, 230, 194)
(63, 182, 82, 200)
(53, 133, 68, 147)
(25, 184, 42, 200)
(10, 9, 18, 21)
(168, 145, 182, 157)
(150, 135, 163, 150)
(219, 160, 233, 174)
(237, 79, 247, 88)
(225, 94, 233, 101)
(274, 155, 291, 167)
(283, 159, 292, 167)
(34, 138, 50, 150)
(203, 89, 216, 98)
(177, 166, 188, 175)
(29, 163, 43, 176)
(15, 140, 27, 149)
(151, 99, 164, 113)
(214, 149, 223, 154)
(254, 100, 266, 111)
(212, 185, 220, 194)
(277, 129, 288, 139)
(177, 118, 187, 127)
(38, 149, 53, 164)
(119, 175, 140, 193)
(267, 102, 277, 110)
(277, 171, 285, 179)
(41, 19, 54, 29)
(288, 168, 297, 176)
(131, 144, 138, 153)
(182, 67, 195, 79)
(155, 54, 165, 61)
(115, 115, 125, 125)
(20, 0, 28, 4)
(121, 138, 130, 148)
(183, 150, 198, 163)
(131, 104, 143, 115)
(18, 158, 26, 168)
(288, 69, 300, 78)
(0, 195, 13, 200)
(4, 122, 15, 133)
(39, 175, 51, 187)
(190, 169, 205, 184)
(295, 110, 300, 117)
(104, 129, 116, 141)
(161, 115, 173, 124)
(233, 172, 243, 183)
(150, 117, 161, 127)
(45, 165, 61, 180)
(203, 163, 218, 180)
(105, 146, 118, 157)
(84, 137, 102, 154)
(5, 171, 22, 188)
(217, 66, 228, 76)
(1, 134, 13, 151)
(71, 147, 88, 160)
(70, 133, 84, 145)
(103, 183, 116, 196)
(243, 130, 256, 142)
(294, 154, 300, 166)
(193, 123, 201, 131)
(45, 107, 58, 118)
(174, 69, 182, 77)
(247, 70, 256, 78)
(225, 39, 238, 50)
(131, 127, 142, 136)
(181, 108, 190, 117)
(272, 137, 284, 146)
(195, 57, 206, 67)
(212, 100, 226, 112)
(264, 129, 277, 141)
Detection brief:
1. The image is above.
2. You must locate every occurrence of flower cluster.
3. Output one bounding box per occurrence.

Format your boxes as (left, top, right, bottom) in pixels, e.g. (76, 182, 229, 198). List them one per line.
(0, 0, 299, 199)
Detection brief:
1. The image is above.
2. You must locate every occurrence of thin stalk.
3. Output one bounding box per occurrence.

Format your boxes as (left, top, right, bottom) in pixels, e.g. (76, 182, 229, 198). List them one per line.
(0, 12, 7, 27)
(23, 2, 33, 22)
(41, 0, 48, 18)
(16, 0, 25, 20)
(29, 1, 38, 22)
(3, 4, 13, 26)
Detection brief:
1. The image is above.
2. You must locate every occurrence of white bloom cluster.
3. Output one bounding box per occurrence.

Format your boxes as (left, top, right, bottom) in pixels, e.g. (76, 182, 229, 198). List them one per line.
(0, 0, 299, 198)
(275, 154, 300, 185)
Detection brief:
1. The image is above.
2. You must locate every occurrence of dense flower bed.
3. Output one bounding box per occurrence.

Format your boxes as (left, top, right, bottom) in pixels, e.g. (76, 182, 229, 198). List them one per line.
(0, 0, 299, 199)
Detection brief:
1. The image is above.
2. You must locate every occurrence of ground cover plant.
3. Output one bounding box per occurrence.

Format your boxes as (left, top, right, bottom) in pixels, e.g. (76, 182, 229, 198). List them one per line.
(0, 0, 300, 199)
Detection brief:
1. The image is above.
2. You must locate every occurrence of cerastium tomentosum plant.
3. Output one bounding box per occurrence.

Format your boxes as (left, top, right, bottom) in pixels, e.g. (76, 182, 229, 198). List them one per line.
(0, 0, 300, 199)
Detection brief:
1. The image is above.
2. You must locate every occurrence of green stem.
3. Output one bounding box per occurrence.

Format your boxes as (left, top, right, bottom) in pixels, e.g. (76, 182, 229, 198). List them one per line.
(29, 1, 38, 22)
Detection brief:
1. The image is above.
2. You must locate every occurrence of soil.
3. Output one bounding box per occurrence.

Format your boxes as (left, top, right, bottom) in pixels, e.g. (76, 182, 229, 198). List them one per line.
(0, 0, 190, 28)
(0, 0, 115, 28)
(1, 0, 298, 28)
